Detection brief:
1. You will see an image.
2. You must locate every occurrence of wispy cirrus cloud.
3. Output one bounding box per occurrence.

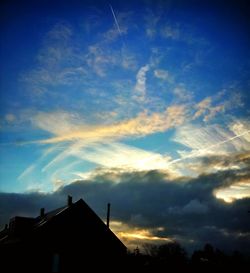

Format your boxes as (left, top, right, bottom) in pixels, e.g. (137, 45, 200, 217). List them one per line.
(104, 10, 132, 42)
(192, 91, 243, 123)
(173, 120, 250, 158)
(31, 111, 81, 135)
(169, 120, 250, 182)
(84, 10, 135, 76)
(144, 10, 161, 38)
(193, 97, 225, 122)
(172, 85, 193, 102)
(45, 141, 174, 174)
(18, 104, 188, 187)
(18, 145, 63, 181)
(20, 91, 247, 188)
(21, 17, 138, 102)
(20, 22, 89, 100)
(161, 24, 180, 40)
(134, 64, 150, 102)
(31, 105, 187, 144)
(109, 4, 123, 38)
(160, 23, 209, 46)
(85, 45, 119, 77)
(12, 7, 249, 204)
(121, 47, 138, 70)
(154, 69, 173, 83)
(85, 43, 138, 77)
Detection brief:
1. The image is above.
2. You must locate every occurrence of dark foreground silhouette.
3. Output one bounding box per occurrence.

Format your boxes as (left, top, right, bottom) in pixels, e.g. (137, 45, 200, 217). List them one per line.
(0, 197, 126, 272)
(126, 242, 250, 273)
(0, 196, 249, 272)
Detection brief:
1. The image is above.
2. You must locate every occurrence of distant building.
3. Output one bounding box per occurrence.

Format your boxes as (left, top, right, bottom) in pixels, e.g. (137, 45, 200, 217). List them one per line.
(0, 196, 127, 272)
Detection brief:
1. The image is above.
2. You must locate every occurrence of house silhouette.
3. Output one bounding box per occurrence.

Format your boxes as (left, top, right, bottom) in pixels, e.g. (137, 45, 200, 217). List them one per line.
(0, 196, 127, 272)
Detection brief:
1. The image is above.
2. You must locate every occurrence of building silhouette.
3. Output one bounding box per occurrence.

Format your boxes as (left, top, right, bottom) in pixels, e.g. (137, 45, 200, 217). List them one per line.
(0, 196, 127, 272)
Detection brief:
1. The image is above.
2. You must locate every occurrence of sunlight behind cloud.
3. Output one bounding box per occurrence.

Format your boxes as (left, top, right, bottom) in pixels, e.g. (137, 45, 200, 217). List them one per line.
(43, 141, 176, 176)
(110, 221, 171, 251)
(214, 179, 250, 203)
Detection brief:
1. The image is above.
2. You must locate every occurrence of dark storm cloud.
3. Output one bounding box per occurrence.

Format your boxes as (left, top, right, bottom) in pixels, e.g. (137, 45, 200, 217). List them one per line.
(198, 151, 250, 170)
(182, 150, 250, 176)
(0, 192, 66, 225)
(0, 167, 250, 254)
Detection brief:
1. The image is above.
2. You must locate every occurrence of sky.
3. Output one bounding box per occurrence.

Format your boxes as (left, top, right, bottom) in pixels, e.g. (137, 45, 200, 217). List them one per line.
(0, 0, 250, 253)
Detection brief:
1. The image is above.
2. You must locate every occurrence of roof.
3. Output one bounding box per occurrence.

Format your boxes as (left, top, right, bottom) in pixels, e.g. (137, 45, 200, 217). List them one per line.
(0, 198, 126, 251)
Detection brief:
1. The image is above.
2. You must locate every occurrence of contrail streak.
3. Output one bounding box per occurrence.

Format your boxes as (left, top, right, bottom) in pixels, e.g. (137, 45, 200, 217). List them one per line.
(109, 4, 122, 36)
(168, 130, 250, 166)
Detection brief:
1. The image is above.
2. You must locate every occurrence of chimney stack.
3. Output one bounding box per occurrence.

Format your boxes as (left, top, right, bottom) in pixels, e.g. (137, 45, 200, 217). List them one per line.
(40, 208, 45, 217)
(68, 195, 73, 206)
(107, 203, 111, 228)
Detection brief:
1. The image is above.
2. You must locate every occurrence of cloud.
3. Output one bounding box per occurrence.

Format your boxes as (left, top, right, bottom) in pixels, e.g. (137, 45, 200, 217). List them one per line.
(37, 22, 74, 68)
(85, 45, 118, 77)
(117, 223, 171, 250)
(109, 5, 123, 38)
(18, 144, 68, 183)
(146, 28, 156, 38)
(5, 114, 16, 123)
(41, 141, 175, 176)
(19, 105, 187, 187)
(193, 92, 243, 123)
(21, 18, 133, 104)
(21, 22, 88, 96)
(32, 105, 188, 144)
(215, 178, 250, 203)
(134, 65, 150, 102)
(18, 164, 36, 181)
(203, 105, 225, 122)
(85, 36, 137, 77)
(45, 22, 72, 43)
(31, 111, 81, 136)
(84, 11, 135, 76)
(182, 199, 209, 214)
(168, 199, 209, 215)
(22, 138, 178, 185)
(230, 119, 250, 143)
(165, 120, 250, 179)
(145, 11, 161, 38)
(180, 151, 250, 178)
(61, 142, 173, 172)
(104, 10, 132, 42)
(1, 167, 250, 254)
(173, 121, 250, 158)
(121, 48, 138, 70)
(193, 97, 224, 122)
(160, 23, 208, 46)
(173, 85, 193, 102)
(154, 69, 173, 83)
(161, 25, 180, 40)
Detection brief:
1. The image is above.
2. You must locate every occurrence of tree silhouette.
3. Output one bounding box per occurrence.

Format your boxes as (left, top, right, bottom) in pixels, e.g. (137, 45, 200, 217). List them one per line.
(127, 242, 250, 272)
(140, 242, 188, 271)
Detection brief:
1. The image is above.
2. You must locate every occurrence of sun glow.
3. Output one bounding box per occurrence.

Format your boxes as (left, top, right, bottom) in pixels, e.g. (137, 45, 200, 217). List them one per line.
(109, 221, 171, 250)
(214, 179, 250, 203)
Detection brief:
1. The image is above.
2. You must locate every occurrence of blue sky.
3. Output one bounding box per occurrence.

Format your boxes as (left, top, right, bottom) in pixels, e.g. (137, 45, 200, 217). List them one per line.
(0, 0, 250, 251)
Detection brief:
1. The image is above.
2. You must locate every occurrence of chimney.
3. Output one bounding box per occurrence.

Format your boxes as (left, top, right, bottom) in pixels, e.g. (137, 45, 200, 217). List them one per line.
(68, 195, 73, 206)
(40, 208, 45, 217)
(107, 203, 111, 228)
